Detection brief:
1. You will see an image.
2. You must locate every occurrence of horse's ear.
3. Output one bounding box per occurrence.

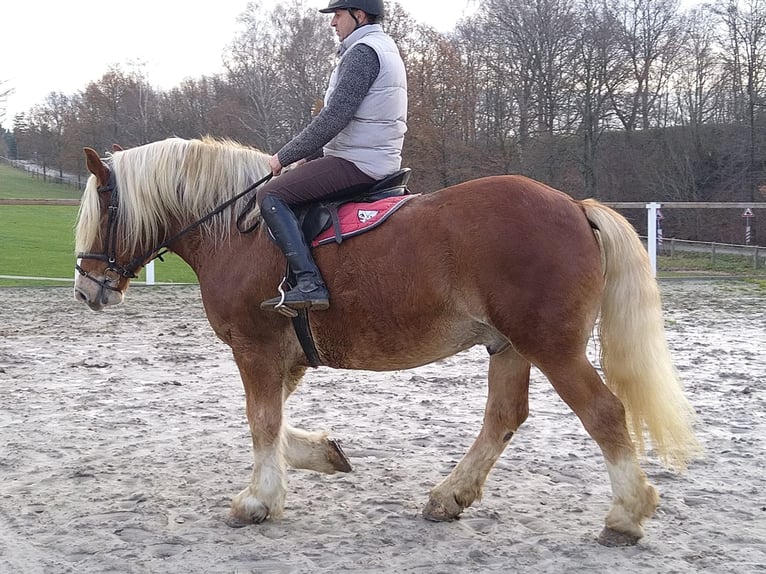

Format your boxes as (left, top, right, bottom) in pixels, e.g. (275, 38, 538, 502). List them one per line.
(83, 147, 109, 187)
(112, 144, 124, 152)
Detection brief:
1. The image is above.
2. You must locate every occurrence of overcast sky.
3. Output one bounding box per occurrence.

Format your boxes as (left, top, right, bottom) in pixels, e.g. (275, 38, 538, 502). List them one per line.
(1, 0, 479, 129)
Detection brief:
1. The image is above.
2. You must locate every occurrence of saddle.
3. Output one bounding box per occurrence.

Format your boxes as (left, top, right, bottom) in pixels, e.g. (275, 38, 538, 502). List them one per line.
(298, 167, 412, 245)
(237, 168, 412, 241)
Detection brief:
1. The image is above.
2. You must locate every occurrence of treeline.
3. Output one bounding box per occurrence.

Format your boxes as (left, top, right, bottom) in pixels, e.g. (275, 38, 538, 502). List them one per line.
(2, 0, 765, 243)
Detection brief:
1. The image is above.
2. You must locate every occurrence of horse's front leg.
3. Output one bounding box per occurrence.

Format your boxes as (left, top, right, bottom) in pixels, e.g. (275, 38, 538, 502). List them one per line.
(228, 354, 287, 526)
(283, 425, 353, 474)
(279, 368, 353, 474)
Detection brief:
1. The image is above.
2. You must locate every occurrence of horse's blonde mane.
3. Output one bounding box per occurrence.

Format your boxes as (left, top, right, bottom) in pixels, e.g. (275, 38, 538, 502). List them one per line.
(75, 136, 271, 255)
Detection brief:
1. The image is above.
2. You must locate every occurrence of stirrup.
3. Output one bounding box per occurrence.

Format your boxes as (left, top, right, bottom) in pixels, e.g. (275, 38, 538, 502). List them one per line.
(261, 279, 299, 317)
(261, 295, 329, 315)
(260, 280, 329, 316)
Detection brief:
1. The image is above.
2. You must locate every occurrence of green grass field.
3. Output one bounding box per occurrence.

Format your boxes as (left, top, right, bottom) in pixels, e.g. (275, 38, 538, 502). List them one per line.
(0, 164, 197, 286)
(0, 163, 82, 200)
(659, 251, 765, 277)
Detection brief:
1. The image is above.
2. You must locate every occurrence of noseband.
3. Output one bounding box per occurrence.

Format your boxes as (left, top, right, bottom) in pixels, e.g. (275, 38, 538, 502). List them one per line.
(76, 165, 273, 295)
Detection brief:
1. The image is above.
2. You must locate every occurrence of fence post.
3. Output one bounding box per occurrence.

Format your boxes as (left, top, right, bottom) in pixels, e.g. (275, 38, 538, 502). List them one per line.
(646, 202, 661, 277)
(145, 261, 155, 285)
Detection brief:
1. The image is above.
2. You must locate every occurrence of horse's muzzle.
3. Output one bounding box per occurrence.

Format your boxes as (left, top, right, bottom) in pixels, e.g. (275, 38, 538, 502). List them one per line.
(73, 273, 124, 311)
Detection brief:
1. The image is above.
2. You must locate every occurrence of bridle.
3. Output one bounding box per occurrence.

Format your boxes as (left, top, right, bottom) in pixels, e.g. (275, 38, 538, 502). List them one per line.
(75, 164, 272, 295)
(75, 170, 137, 296)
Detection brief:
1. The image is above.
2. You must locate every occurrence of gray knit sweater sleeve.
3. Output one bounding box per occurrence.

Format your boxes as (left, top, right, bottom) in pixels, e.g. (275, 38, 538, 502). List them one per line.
(276, 44, 380, 167)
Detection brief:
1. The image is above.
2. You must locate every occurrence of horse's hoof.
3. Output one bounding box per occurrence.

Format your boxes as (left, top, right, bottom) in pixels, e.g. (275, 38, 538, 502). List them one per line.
(327, 438, 353, 473)
(422, 497, 461, 522)
(225, 512, 255, 528)
(227, 497, 270, 527)
(225, 508, 269, 528)
(598, 527, 641, 547)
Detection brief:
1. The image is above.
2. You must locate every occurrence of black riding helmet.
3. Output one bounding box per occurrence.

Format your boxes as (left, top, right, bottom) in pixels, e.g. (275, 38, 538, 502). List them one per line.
(318, 0, 385, 17)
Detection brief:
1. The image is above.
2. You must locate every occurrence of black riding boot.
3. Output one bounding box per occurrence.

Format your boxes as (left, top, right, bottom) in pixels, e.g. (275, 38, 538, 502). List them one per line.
(259, 195, 330, 312)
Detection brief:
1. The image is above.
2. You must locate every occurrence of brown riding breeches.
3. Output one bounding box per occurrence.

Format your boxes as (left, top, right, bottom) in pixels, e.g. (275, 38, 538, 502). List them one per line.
(256, 156, 375, 207)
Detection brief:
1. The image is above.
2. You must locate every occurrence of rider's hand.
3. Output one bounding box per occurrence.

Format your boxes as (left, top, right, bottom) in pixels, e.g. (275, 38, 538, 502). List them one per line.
(269, 154, 283, 176)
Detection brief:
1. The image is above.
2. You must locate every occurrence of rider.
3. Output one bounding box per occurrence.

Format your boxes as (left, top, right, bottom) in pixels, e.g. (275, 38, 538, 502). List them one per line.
(256, 0, 408, 313)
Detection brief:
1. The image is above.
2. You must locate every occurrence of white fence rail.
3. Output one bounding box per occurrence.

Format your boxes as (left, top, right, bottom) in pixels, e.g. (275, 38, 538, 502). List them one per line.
(607, 202, 766, 276)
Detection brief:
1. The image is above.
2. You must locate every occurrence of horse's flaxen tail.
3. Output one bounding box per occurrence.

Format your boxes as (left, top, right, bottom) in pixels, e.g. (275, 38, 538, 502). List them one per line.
(581, 199, 701, 471)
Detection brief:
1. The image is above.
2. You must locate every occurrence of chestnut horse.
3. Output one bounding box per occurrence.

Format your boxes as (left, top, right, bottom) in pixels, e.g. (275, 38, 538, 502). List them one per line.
(74, 137, 699, 546)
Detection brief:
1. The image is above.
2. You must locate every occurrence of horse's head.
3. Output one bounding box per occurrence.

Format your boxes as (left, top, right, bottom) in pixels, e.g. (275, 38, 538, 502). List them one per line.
(74, 137, 273, 310)
(73, 147, 139, 311)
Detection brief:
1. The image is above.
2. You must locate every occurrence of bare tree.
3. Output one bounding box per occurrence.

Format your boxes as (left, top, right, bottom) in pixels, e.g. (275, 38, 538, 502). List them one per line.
(382, 1, 420, 56)
(273, 2, 336, 137)
(157, 77, 220, 139)
(673, 6, 726, 128)
(609, 0, 686, 131)
(118, 63, 162, 145)
(713, 0, 766, 201)
(38, 93, 71, 177)
(477, 0, 536, 167)
(572, 0, 627, 195)
(75, 67, 134, 151)
(403, 24, 483, 188)
(476, 0, 581, 179)
(224, 2, 289, 150)
(0, 79, 13, 128)
(647, 7, 724, 208)
(0, 79, 12, 158)
(223, 1, 334, 152)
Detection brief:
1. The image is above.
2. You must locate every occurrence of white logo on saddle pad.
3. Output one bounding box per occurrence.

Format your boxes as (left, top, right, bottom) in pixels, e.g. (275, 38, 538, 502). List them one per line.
(357, 210, 379, 223)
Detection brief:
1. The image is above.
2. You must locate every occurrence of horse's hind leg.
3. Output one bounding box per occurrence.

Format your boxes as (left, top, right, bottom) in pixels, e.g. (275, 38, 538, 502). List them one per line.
(424, 347, 530, 521)
(541, 356, 659, 546)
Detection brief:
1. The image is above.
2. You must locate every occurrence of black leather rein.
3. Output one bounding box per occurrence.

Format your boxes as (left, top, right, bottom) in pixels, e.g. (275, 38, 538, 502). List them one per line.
(76, 169, 272, 292)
